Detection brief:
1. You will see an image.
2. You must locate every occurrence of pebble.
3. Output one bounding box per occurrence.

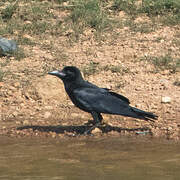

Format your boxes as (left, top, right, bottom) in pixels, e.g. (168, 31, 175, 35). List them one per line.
(71, 113, 79, 118)
(12, 111, 18, 117)
(45, 106, 53, 110)
(161, 96, 171, 103)
(136, 131, 150, 135)
(91, 128, 101, 134)
(0, 37, 17, 55)
(50, 132, 56, 138)
(15, 121, 21, 125)
(161, 70, 169, 75)
(68, 101, 74, 106)
(9, 86, 16, 91)
(44, 111, 51, 119)
(13, 82, 20, 88)
(0, 82, 4, 87)
(23, 120, 29, 125)
(167, 127, 173, 131)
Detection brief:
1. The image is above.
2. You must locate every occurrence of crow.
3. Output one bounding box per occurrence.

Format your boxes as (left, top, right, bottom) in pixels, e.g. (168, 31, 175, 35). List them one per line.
(48, 66, 157, 133)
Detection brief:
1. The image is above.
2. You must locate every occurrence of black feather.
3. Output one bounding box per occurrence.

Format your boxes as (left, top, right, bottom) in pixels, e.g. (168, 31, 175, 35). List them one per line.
(48, 66, 158, 124)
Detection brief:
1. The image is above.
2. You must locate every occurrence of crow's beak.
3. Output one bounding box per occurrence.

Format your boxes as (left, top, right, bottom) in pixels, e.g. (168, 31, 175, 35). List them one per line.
(48, 70, 66, 78)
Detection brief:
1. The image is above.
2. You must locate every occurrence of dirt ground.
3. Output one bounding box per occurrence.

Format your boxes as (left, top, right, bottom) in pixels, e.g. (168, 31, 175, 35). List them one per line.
(0, 20, 180, 140)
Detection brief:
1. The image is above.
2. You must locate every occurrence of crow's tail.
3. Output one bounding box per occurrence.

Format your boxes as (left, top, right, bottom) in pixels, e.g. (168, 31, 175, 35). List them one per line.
(131, 107, 158, 122)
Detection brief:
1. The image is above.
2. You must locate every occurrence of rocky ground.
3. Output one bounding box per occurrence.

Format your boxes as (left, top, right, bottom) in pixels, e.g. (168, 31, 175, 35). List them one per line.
(0, 1, 180, 140)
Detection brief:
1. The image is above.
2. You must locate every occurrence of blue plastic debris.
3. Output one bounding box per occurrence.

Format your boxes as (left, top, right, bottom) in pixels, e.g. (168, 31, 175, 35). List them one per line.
(0, 37, 17, 55)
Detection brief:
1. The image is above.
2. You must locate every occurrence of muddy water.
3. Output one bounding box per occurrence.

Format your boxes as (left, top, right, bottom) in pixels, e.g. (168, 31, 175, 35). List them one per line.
(0, 137, 180, 180)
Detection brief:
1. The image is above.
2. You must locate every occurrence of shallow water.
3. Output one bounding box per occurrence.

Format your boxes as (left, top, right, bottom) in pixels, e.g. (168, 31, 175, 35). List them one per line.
(0, 136, 180, 180)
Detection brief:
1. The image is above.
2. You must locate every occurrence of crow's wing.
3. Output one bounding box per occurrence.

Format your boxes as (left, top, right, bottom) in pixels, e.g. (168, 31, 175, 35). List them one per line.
(100, 88, 130, 104)
(83, 81, 130, 104)
(107, 91, 130, 104)
(73, 87, 132, 116)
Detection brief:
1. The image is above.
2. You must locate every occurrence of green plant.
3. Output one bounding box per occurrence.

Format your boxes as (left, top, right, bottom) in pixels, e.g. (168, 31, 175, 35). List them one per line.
(54, 0, 68, 4)
(141, 55, 180, 73)
(172, 59, 180, 73)
(152, 55, 171, 68)
(0, 69, 5, 82)
(141, 0, 180, 16)
(102, 65, 129, 74)
(12, 48, 26, 61)
(70, 0, 110, 32)
(82, 62, 99, 76)
(129, 22, 155, 33)
(1, 3, 17, 21)
(161, 14, 180, 26)
(17, 37, 36, 46)
(22, 21, 50, 35)
(111, 0, 137, 15)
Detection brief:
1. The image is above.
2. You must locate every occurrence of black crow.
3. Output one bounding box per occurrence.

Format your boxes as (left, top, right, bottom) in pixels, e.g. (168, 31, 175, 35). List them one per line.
(48, 66, 157, 133)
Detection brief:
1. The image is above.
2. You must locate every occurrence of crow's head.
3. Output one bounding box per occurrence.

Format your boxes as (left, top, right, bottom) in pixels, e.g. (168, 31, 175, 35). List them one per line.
(48, 66, 83, 83)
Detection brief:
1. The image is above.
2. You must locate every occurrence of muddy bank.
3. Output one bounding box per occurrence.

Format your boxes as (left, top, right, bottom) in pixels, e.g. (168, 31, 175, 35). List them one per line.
(0, 71, 180, 140)
(0, 1, 180, 140)
(0, 113, 179, 140)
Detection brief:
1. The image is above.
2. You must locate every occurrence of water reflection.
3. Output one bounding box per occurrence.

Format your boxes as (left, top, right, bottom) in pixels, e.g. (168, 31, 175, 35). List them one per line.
(0, 137, 180, 180)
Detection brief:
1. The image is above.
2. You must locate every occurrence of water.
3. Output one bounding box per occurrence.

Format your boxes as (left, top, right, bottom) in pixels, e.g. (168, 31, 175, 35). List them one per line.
(0, 136, 180, 180)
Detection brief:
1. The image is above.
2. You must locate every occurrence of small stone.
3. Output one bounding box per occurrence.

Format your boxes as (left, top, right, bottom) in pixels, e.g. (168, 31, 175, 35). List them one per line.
(23, 120, 29, 125)
(135, 104, 141, 108)
(161, 96, 171, 103)
(160, 39, 164, 43)
(136, 131, 150, 135)
(0, 82, 4, 87)
(167, 127, 173, 131)
(12, 111, 18, 117)
(15, 121, 21, 125)
(0, 37, 17, 55)
(161, 70, 169, 75)
(50, 132, 56, 138)
(91, 127, 101, 134)
(135, 87, 140, 91)
(25, 20, 32, 24)
(71, 113, 79, 118)
(14, 82, 20, 88)
(44, 111, 51, 119)
(68, 101, 74, 106)
(45, 106, 53, 110)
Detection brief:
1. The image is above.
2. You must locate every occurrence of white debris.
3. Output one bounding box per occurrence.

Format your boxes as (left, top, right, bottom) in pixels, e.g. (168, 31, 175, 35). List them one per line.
(161, 96, 171, 103)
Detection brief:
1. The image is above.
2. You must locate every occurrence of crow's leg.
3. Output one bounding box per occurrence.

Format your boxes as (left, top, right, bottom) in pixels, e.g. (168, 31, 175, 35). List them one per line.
(97, 113, 103, 123)
(84, 112, 103, 125)
(84, 111, 102, 135)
